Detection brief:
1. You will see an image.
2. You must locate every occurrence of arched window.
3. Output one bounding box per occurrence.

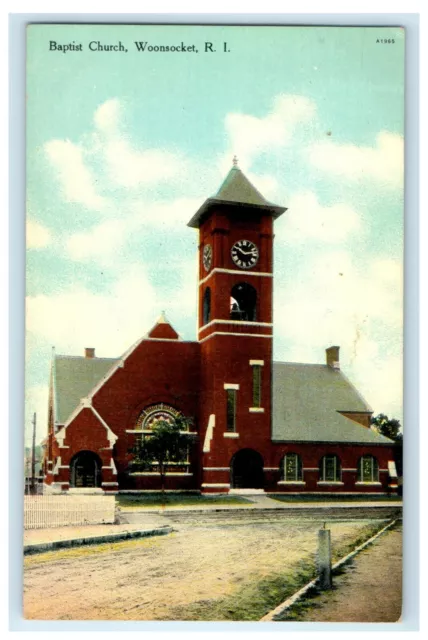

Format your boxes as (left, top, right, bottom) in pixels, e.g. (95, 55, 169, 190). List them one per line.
(319, 454, 341, 482)
(203, 287, 211, 325)
(282, 453, 303, 482)
(230, 282, 257, 321)
(357, 455, 379, 482)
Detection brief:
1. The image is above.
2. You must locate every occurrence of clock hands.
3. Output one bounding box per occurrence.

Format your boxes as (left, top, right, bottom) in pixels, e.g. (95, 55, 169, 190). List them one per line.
(238, 247, 257, 256)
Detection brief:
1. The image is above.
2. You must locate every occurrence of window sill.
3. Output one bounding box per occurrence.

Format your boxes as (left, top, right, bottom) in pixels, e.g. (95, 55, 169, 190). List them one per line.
(129, 472, 193, 476)
(249, 407, 265, 413)
(223, 432, 239, 438)
(355, 482, 382, 486)
(317, 481, 344, 486)
(277, 481, 306, 486)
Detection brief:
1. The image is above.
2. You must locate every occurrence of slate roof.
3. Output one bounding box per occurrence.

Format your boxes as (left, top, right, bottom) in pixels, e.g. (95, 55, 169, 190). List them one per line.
(187, 166, 286, 228)
(53, 355, 119, 424)
(272, 362, 393, 444)
(52, 354, 393, 445)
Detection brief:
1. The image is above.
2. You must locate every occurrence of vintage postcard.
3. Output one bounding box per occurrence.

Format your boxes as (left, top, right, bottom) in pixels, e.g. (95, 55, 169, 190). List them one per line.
(24, 24, 404, 622)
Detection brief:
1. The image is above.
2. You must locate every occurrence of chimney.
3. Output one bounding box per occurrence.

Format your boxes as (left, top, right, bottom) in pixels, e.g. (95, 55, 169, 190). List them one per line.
(326, 346, 340, 370)
(85, 347, 95, 359)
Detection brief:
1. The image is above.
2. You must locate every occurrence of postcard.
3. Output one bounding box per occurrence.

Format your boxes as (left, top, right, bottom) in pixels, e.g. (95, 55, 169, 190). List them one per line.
(24, 23, 404, 622)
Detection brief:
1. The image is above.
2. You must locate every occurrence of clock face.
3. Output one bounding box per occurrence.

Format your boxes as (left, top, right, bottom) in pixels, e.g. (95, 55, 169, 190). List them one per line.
(231, 239, 259, 269)
(203, 244, 212, 272)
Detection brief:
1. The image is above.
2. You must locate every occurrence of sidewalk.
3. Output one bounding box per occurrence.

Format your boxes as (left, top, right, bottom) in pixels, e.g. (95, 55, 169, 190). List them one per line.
(24, 497, 402, 549)
(119, 495, 403, 512)
(24, 520, 168, 548)
(280, 524, 403, 622)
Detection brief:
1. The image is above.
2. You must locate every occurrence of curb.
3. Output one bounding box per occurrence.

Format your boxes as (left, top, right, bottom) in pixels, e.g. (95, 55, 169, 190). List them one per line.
(24, 526, 173, 555)
(120, 503, 403, 516)
(260, 518, 399, 622)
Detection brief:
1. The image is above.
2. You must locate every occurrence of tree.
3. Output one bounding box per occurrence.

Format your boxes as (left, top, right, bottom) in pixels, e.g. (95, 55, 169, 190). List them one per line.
(370, 413, 402, 442)
(129, 416, 196, 496)
(370, 413, 403, 484)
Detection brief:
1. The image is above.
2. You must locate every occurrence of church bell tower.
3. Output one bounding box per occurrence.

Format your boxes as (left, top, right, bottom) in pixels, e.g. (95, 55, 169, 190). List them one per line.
(188, 159, 286, 492)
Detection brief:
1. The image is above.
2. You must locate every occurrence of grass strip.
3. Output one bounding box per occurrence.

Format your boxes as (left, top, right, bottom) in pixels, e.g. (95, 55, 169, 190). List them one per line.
(268, 494, 401, 503)
(164, 522, 385, 622)
(116, 494, 252, 509)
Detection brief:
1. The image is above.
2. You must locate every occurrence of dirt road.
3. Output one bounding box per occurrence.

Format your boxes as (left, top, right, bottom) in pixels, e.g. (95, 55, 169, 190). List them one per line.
(24, 515, 386, 621)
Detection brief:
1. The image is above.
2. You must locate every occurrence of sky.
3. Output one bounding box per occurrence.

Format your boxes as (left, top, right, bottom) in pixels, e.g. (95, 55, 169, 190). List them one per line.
(25, 24, 404, 446)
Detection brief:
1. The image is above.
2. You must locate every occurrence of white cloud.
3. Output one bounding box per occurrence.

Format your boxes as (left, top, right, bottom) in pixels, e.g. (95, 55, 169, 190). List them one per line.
(103, 139, 184, 188)
(274, 250, 403, 419)
(25, 385, 49, 447)
(307, 131, 404, 188)
(130, 196, 203, 228)
(44, 139, 109, 211)
(66, 220, 128, 262)
(283, 192, 362, 243)
(26, 266, 159, 357)
(93, 98, 121, 133)
(93, 99, 185, 189)
(27, 219, 52, 249)
(223, 94, 317, 168)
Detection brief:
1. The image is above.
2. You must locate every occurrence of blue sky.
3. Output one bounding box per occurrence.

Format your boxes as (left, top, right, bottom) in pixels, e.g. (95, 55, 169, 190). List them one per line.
(25, 24, 404, 444)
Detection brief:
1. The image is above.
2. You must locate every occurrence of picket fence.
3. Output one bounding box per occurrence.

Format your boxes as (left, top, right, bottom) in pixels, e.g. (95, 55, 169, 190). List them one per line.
(24, 495, 116, 529)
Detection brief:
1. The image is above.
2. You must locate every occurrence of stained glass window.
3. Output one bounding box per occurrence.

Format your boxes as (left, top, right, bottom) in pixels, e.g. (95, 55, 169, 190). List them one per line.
(358, 455, 379, 482)
(320, 455, 341, 482)
(283, 453, 303, 481)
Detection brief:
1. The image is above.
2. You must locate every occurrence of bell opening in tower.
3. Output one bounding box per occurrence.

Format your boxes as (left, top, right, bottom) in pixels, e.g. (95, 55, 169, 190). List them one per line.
(230, 283, 257, 321)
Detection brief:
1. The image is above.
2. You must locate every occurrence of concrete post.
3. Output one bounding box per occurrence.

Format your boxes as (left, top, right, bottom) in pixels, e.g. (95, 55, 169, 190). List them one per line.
(317, 528, 332, 589)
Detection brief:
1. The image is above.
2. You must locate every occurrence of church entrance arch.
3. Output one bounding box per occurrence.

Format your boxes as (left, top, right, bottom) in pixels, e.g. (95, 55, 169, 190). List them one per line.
(70, 451, 102, 488)
(231, 449, 264, 489)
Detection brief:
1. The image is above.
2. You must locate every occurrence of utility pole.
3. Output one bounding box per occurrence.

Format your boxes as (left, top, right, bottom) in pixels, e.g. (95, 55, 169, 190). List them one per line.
(31, 412, 36, 495)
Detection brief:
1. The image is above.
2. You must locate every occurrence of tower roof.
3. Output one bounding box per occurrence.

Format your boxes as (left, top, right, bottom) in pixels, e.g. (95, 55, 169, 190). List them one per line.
(187, 163, 286, 228)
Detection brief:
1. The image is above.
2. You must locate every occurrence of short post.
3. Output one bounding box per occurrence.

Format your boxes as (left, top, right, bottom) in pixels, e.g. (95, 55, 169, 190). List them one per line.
(317, 527, 332, 590)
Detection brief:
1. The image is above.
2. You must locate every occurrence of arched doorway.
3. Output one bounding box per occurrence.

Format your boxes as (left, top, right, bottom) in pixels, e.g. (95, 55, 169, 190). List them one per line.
(70, 451, 102, 488)
(231, 449, 264, 489)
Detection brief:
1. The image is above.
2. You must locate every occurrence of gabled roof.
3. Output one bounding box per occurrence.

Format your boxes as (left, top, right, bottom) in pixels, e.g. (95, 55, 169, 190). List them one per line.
(53, 355, 119, 425)
(271, 362, 393, 444)
(187, 165, 286, 228)
(147, 311, 181, 340)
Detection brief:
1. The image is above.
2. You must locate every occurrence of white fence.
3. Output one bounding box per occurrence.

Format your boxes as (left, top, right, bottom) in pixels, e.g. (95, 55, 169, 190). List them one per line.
(24, 495, 116, 529)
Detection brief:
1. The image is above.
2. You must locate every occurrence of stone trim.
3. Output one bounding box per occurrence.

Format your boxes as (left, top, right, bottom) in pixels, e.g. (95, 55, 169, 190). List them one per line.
(199, 331, 272, 344)
(317, 481, 345, 486)
(201, 483, 230, 488)
(203, 467, 230, 471)
(249, 359, 265, 366)
(277, 481, 306, 486)
(203, 414, 216, 453)
(129, 472, 193, 477)
(249, 407, 265, 413)
(199, 267, 273, 286)
(355, 482, 382, 486)
(223, 433, 239, 438)
(224, 383, 240, 390)
(199, 319, 273, 333)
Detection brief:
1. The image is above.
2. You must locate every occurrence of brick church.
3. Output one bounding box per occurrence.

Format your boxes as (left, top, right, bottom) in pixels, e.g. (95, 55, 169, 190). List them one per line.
(43, 161, 398, 495)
